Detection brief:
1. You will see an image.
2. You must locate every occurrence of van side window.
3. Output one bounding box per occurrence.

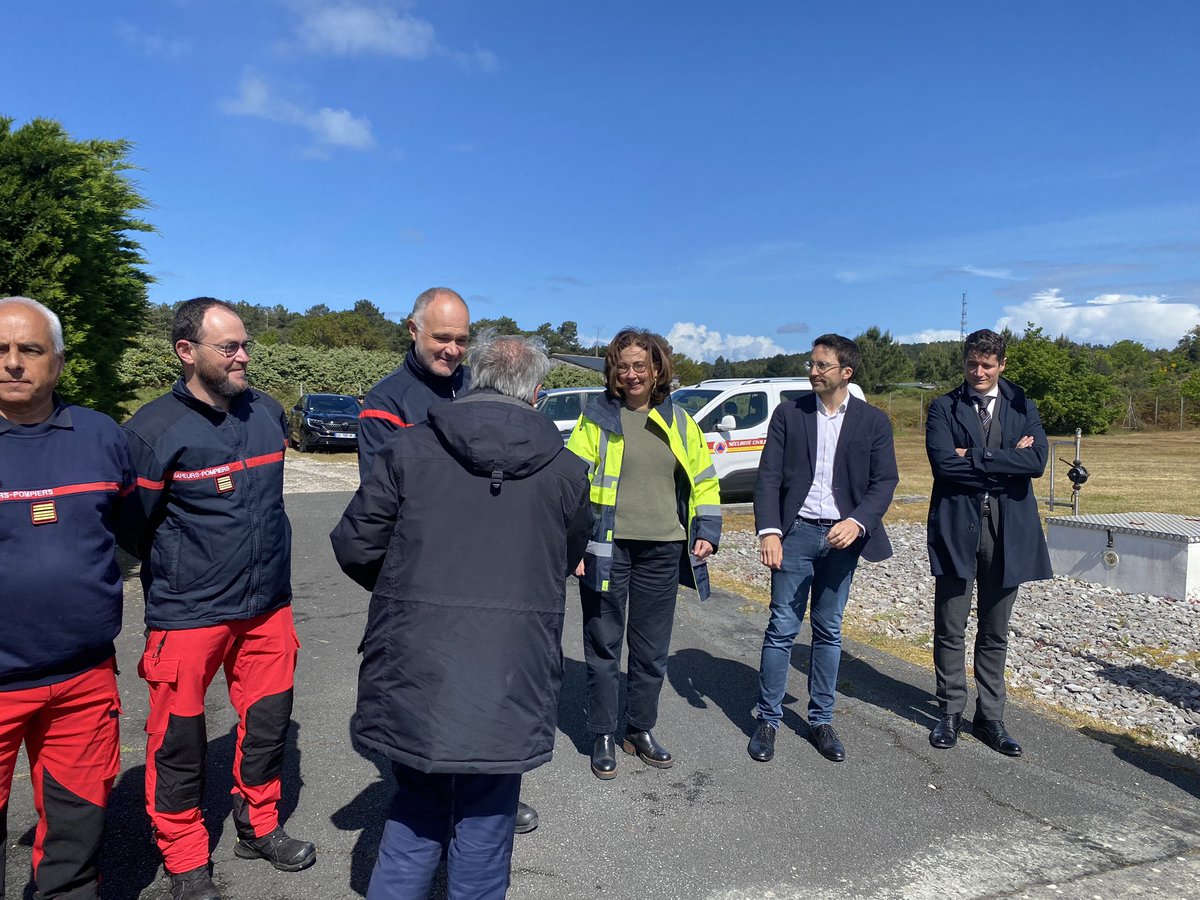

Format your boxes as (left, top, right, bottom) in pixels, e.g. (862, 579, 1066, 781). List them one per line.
(779, 389, 812, 403)
(700, 391, 768, 430)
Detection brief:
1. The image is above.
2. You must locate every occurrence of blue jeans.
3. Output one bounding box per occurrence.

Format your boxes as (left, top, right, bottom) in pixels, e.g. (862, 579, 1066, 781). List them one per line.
(367, 762, 521, 900)
(755, 519, 861, 727)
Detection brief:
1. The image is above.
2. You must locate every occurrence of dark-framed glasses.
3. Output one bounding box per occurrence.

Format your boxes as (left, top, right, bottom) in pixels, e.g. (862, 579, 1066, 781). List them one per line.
(191, 340, 254, 358)
(616, 362, 649, 375)
(805, 359, 840, 374)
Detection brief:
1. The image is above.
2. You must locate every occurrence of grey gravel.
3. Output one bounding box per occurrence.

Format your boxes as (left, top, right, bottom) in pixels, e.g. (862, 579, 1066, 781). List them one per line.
(713, 522, 1200, 761)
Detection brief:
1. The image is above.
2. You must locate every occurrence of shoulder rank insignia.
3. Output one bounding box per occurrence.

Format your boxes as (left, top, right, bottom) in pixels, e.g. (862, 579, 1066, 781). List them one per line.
(215, 474, 235, 493)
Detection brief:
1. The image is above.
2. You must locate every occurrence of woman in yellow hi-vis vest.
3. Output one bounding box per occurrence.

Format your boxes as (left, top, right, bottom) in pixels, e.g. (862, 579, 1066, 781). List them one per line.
(567, 328, 722, 780)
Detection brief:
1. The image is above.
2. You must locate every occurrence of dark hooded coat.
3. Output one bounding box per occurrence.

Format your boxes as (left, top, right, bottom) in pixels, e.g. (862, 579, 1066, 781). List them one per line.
(331, 390, 592, 774)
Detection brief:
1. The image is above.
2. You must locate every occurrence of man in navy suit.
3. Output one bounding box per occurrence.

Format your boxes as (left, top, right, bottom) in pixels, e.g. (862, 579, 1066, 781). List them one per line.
(748, 334, 898, 763)
(925, 329, 1052, 757)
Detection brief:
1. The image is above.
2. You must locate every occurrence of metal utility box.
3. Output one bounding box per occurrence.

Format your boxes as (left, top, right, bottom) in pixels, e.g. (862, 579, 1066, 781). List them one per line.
(1045, 512, 1200, 600)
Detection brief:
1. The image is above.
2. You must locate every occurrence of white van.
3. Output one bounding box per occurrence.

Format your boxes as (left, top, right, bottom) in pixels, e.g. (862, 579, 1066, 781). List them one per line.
(671, 377, 867, 499)
(536, 386, 605, 440)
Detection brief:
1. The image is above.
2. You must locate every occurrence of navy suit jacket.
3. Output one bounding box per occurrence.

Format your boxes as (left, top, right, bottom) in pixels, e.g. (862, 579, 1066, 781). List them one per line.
(925, 378, 1053, 588)
(753, 392, 899, 563)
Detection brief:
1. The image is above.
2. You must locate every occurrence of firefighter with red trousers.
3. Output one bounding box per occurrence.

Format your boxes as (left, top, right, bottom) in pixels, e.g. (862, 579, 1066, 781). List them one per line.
(124, 298, 314, 900)
(0, 296, 134, 900)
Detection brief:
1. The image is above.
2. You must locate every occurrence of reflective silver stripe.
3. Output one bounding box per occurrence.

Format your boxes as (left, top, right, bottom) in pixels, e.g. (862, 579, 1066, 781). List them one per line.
(594, 430, 610, 487)
(673, 405, 688, 453)
(582, 459, 595, 478)
(586, 540, 613, 558)
(595, 475, 618, 488)
(694, 504, 721, 518)
(693, 464, 716, 483)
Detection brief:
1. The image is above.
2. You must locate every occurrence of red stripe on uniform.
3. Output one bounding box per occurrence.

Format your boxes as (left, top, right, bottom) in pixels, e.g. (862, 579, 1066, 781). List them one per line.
(137, 477, 166, 490)
(0, 481, 122, 503)
(359, 409, 410, 427)
(170, 450, 285, 482)
(244, 450, 285, 468)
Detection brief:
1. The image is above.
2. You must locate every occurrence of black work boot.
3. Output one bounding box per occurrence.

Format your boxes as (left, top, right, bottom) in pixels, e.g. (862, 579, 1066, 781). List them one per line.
(514, 800, 539, 833)
(233, 827, 316, 872)
(168, 864, 221, 900)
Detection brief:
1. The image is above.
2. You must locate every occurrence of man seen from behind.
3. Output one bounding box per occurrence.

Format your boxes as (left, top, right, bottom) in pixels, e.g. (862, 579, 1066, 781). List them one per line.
(331, 332, 592, 899)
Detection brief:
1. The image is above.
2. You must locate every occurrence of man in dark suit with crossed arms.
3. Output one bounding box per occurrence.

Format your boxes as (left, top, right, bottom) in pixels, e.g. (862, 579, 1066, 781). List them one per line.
(925, 328, 1052, 756)
(748, 334, 898, 763)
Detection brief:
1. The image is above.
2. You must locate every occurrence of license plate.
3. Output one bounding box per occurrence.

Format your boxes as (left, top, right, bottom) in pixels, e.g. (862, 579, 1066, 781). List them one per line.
(333, 432, 355, 439)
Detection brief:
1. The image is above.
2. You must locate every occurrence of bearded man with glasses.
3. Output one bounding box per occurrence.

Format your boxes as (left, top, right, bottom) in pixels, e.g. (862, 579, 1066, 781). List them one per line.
(124, 298, 314, 900)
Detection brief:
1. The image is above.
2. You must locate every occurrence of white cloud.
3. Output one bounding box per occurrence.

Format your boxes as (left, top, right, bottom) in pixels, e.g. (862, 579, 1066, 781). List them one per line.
(294, 4, 436, 58)
(835, 270, 861, 284)
(996, 289, 1200, 348)
(220, 75, 375, 153)
(288, 3, 496, 69)
(959, 264, 1021, 281)
(895, 328, 962, 343)
(116, 23, 189, 59)
(667, 322, 785, 362)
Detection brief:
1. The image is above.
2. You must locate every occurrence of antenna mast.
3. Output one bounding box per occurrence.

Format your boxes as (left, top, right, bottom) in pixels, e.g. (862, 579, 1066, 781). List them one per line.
(960, 292, 968, 341)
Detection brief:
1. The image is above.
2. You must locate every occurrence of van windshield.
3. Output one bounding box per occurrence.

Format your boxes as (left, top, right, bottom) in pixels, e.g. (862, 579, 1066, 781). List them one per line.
(672, 389, 721, 417)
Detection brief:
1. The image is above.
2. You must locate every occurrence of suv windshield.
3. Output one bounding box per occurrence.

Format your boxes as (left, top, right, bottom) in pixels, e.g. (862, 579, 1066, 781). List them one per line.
(671, 389, 721, 417)
(309, 395, 360, 416)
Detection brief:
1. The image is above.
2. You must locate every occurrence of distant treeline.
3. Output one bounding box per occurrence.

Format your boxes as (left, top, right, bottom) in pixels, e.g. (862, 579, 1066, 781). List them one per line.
(127, 301, 1200, 434)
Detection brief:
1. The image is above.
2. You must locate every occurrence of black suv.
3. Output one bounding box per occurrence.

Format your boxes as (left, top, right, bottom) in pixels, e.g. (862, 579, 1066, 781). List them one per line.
(288, 393, 361, 452)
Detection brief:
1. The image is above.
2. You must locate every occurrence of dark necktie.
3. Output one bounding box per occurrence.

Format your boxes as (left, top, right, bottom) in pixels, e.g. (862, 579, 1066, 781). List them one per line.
(973, 395, 992, 438)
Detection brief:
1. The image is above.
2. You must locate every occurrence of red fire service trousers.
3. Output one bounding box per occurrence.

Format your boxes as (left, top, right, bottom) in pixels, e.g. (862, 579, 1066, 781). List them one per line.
(0, 659, 121, 900)
(138, 605, 298, 876)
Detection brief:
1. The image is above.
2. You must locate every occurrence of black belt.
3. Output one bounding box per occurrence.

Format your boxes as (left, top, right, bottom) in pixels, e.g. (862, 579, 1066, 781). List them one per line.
(800, 516, 838, 527)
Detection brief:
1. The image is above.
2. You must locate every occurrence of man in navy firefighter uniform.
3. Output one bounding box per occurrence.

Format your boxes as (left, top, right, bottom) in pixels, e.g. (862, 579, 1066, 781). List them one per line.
(124, 298, 314, 900)
(0, 297, 133, 900)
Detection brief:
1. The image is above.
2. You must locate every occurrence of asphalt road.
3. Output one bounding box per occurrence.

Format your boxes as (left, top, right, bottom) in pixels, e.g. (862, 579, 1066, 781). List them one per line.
(6, 491, 1200, 899)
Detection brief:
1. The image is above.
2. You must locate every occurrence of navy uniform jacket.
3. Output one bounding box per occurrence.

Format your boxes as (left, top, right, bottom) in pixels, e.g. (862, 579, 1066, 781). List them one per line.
(0, 400, 134, 688)
(357, 349, 470, 482)
(753, 392, 898, 563)
(124, 379, 293, 630)
(925, 378, 1053, 588)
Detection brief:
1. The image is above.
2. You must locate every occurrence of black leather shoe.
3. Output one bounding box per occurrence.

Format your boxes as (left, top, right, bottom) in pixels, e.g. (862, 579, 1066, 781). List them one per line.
(514, 800, 539, 833)
(169, 865, 221, 900)
(810, 724, 845, 762)
(590, 733, 618, 779)
(233, 826, 316, 872)
(929, 713, 962, 749)
(747, 721, 777, 762)
(972, 716, 1023, 756)
(622, 729, 673, 768)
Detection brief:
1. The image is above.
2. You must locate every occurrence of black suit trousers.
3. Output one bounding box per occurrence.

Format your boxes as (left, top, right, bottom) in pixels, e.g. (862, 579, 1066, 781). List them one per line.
(932, 510, 1019, 719)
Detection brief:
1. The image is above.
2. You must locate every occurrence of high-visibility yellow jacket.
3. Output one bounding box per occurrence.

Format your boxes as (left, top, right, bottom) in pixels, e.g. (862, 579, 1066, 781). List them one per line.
(567, 392, 722, 599)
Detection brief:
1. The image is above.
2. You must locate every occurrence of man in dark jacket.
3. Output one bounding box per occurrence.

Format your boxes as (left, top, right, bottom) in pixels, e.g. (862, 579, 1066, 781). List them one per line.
(356, 287, 471, 481)
(331, 332, 591, 900)
(125, 298, 314, 900)
(0, 297, 133, 900)
(747, 334, 898, 765)
(925, 328, 1053, 757)
(355, 287, 540, 834)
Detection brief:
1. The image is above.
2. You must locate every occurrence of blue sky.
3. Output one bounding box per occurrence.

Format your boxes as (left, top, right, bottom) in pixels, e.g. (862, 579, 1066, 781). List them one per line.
(6, 1, 1199, 359)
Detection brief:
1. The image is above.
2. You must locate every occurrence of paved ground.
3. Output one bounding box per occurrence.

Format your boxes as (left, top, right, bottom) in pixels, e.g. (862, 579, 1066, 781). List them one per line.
(6, 491, 1200, 899)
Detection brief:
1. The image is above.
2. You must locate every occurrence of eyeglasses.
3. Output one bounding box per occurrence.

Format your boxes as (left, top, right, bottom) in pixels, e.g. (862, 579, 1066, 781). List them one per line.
(615, 362, 650, 375)
(805, 359, 841, 374)
(190, 340, 254, 358)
